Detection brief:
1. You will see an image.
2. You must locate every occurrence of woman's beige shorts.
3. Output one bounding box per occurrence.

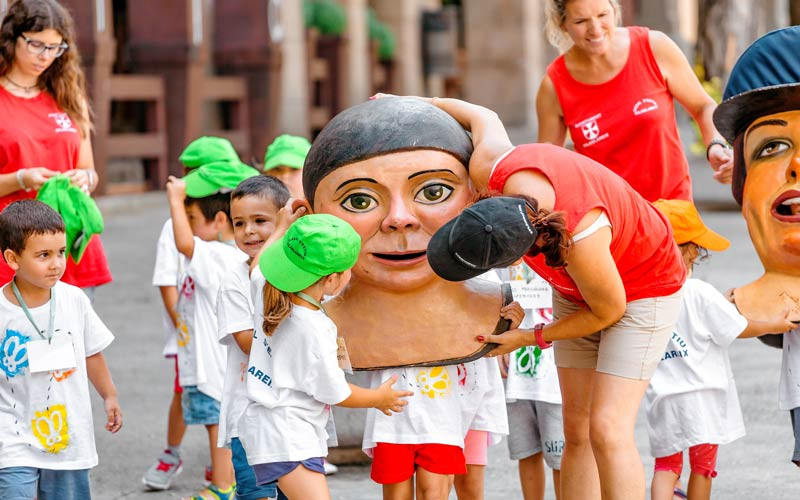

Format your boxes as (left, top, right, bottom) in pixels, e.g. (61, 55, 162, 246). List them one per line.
(552, 288, 683, 380)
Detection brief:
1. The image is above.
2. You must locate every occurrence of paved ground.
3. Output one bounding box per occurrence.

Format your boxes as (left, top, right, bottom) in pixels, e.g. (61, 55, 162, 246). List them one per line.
(85, 158, 799, 499)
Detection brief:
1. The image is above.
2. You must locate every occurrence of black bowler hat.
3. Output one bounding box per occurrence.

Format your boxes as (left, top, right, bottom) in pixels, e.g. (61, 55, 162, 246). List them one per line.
(713, 26, 800, 143)
(427, 197, 538, 282)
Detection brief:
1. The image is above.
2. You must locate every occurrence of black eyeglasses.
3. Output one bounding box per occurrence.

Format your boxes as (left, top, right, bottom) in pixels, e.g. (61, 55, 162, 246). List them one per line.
(20, 34, 68, 59)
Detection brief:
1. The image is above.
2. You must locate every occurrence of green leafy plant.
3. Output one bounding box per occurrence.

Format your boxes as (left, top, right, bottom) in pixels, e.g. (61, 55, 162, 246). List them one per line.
(304, 0, 347, 36)
(368, 8, 396, 61)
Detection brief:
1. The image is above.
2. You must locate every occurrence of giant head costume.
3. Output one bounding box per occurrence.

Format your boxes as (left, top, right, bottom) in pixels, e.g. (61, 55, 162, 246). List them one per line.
(304, 97, 508, 370)
(713, 26, 800, 324)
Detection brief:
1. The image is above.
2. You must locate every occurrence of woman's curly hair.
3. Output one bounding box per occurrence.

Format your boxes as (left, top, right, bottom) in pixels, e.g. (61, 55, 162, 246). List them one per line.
(0, 0, 92, 137)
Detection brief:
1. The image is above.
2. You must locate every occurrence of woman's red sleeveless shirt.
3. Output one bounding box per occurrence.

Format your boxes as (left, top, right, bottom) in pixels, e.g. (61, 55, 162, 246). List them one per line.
(546, 26, 691, 202)
(489, 144, 686, 306)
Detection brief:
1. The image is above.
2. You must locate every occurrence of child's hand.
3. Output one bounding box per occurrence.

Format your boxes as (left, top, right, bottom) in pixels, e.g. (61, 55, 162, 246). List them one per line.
(275, 199, 308, 233)
(166, 175, 186, 203)
(374, 375, 413, 416)
(500, 301, 525, 330)
(103, 396, 123, 433)
(769, 308, 799, 334)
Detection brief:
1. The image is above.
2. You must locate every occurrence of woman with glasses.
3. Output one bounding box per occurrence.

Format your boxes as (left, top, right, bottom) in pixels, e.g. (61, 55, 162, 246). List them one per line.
(0, 0, 111, 292)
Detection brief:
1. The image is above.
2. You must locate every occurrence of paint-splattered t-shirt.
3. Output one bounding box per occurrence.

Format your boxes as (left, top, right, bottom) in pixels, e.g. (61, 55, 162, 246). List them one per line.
(0, 281, 113, 469)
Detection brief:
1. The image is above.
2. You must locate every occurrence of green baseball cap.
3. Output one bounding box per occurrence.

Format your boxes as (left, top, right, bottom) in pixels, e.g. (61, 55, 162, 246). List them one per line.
(179, 136, 241, 169)
(259, 214, 361, 292)
(183, 161, 260, 198)
(263, 134, 312, 171)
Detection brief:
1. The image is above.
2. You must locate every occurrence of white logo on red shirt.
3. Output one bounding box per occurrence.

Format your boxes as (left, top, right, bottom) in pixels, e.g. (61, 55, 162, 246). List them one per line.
(581, 121, 599, 140)
(633, 98, 658, 116)
(48, 113, 77, 133)
(575, 114, 609, 148)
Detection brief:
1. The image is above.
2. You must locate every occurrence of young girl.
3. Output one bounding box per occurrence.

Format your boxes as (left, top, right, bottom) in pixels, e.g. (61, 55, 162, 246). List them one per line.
(238, 214, 412, 500)
(646, 199, 796, 500)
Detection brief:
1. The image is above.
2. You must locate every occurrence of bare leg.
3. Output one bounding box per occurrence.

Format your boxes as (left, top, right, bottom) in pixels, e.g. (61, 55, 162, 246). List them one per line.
(278, 465, 330, 500)
(557, 367, 600, 500)
(518, 453, 545, 500)
(205, 424, 234, 489)
(167, 391, 186, 447)
(686, 473, 712, 500)
(416, 468, 452, 500)
(651, 471, 679, 500)
(454, 464, 484, 500)
(384, 478, 414, 500)
(552, 469, 561, 500)
(589, 372, 650, 500)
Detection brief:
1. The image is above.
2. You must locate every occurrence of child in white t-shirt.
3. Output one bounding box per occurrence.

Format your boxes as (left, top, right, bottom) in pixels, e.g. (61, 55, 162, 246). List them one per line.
(165, 160, 258, 500)
(239, 213, 411, 499)
(217, 175, 291, 500)
(494, 263, 564, 500)
(646, 200, 796, 500)
(143, 136, 241, 491)
(0, 200, 122, 499)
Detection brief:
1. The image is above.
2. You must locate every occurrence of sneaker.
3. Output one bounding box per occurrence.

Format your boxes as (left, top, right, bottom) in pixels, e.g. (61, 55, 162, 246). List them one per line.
(322, 458, 338, 475)
(181, 483, 235, 500)
(203, 465, 212, 486)
(142, 449, 183, 491)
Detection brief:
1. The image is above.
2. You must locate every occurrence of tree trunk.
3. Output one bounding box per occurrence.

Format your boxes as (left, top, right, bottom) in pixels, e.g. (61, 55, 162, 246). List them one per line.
(696, 0, 731, 79)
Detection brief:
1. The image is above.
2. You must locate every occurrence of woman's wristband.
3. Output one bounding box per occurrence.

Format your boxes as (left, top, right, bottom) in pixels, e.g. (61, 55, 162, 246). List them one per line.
(534, 322, 552, 350)
(16, 169, 31, 192)
(706, 139, 728, 160)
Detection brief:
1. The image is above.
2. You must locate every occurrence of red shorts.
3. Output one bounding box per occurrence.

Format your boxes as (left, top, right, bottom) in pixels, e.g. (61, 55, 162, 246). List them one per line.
(172, 356, 183, 394)
(654, 444, 718, 478)
(370, 443, 466, 484)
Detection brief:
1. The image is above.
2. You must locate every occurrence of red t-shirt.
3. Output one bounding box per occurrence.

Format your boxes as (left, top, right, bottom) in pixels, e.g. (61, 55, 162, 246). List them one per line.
(546, 26, 691, 202)
(0, 86, 112, 288)
(489, 144, 686, 306)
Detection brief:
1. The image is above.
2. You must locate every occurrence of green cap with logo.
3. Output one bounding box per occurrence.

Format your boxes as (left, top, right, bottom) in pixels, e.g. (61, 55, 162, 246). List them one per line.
(183, 161, 260, 198)
(179, 136, 241, 170)
(263, 134, 312, 171)
(259, 214, 361, 292)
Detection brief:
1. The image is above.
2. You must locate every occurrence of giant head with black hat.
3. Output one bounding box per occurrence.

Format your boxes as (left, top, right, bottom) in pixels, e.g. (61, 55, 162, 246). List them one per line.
(302, 96, 510, 370)
(712, 26, 800, 325)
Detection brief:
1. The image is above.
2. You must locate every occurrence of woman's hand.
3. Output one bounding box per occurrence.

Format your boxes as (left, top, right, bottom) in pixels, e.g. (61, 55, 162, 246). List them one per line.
(19, 167, 58, 191)
(64, 168, 97, 192)
(477, 328, 532, 357)
(708, 145, 733, 184)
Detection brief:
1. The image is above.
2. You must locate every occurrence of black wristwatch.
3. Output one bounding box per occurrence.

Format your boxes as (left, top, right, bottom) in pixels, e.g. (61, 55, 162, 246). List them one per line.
(706, 139, 729, 160)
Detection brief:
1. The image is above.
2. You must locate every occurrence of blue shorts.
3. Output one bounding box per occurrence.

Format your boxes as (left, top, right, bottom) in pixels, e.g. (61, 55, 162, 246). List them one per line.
(791, 407, 800, 463)
(181, 385, 220, 425)
(231, 438, 288, 500)
(252, 457, 325, 485)
(0, 467, 91, 500)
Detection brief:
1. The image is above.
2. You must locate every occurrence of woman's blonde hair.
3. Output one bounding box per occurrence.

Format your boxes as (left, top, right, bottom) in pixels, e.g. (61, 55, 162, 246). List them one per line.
(544, 0, 622, 53)
(0, 0, 92, 137)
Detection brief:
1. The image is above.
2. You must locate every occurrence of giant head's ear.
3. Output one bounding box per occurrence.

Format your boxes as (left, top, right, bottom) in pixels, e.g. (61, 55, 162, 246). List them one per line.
(3, 248, 20, 270)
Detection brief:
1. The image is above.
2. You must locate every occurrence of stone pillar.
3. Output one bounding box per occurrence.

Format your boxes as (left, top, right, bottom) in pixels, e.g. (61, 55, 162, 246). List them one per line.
(373, 0, 427, 95)
(463, 0, 548, 129)
(343, 0, 370, 106)
(277, 0, 310, 136)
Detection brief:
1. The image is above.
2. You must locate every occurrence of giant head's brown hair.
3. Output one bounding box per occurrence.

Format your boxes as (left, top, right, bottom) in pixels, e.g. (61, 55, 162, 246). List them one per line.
(0, 0, 91, 136)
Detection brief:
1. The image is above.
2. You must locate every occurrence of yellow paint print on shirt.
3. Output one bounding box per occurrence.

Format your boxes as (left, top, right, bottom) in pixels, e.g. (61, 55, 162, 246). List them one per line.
(32, 404, 69, 453)
(416, 366, 451, 398)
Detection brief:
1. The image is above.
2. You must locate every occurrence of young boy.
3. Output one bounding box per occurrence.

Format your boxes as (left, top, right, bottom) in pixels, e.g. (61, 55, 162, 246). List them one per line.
(0, 200, 122, 499)
(261, 134, 311, 199)
(218, 175, 290, 500)
(646, 199, 796, 500)
(166, 160, 259, 500)
(143, 136, 246, 491)
(495, 263, 563, 500)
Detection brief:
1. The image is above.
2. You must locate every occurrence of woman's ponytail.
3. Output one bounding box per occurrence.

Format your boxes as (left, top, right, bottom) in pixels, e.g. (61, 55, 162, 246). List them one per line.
(519, 194, 572, 268)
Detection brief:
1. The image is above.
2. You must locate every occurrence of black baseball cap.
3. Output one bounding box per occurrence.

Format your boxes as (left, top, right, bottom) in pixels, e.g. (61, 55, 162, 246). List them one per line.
(427, 197, 538, 282)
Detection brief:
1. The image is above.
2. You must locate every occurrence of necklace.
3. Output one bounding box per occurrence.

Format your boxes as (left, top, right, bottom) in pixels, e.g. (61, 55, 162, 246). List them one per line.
(4, 75, 38, 93)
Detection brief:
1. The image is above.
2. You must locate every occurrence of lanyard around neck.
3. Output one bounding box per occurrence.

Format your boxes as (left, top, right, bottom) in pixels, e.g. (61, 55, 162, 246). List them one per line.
(295, 291, 327, 316)
(11, 278, 55, 342)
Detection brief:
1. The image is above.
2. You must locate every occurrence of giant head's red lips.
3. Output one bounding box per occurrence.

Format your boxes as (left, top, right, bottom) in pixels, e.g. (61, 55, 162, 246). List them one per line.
(772, 189, 800, 223)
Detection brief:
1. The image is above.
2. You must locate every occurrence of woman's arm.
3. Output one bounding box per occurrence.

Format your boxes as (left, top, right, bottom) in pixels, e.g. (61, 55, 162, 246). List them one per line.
(425, 97, 514, 190)
(0, 168, 58, 197)
(65, 100, 100, 192)
(535, 75, 568, 146)
(649, 30, 733, 184)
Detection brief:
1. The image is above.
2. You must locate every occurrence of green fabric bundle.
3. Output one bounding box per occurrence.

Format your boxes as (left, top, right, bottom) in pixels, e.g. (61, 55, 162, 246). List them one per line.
(36, 175, 104, 263)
